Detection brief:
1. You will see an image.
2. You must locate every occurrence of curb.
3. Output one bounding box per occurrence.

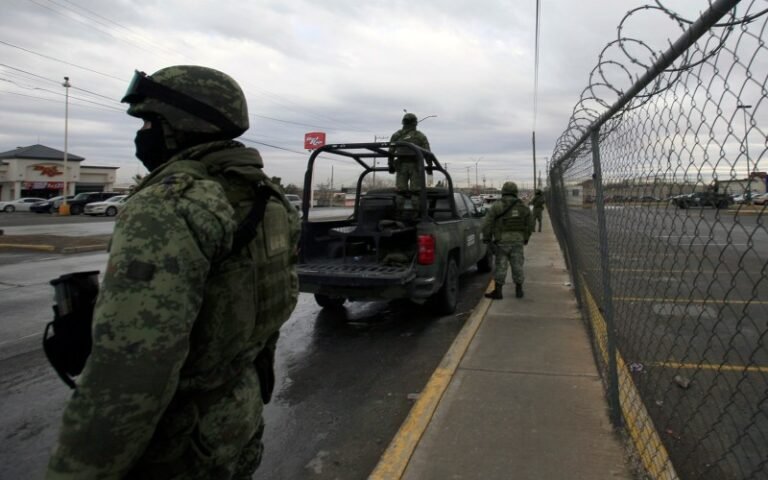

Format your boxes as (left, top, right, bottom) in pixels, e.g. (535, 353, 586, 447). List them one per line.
(369, 282, 495, 480)
(61, 244, 108, 254)
(0, 243, 56, 252)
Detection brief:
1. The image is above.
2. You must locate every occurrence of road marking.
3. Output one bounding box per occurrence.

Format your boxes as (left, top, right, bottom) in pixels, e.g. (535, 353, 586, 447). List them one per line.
(615, 296, 768, 305)
(369, 283, 493, 480)
(649, 362, 768, 373)
(0, 243, 55, 251)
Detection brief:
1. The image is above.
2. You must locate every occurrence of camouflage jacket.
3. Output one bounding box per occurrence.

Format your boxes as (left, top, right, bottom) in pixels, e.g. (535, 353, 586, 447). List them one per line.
(482, 195, 533, 245)
(530, 193, 545, 211)
(389, 126, 431, 161)
(47, 141, 299, 479)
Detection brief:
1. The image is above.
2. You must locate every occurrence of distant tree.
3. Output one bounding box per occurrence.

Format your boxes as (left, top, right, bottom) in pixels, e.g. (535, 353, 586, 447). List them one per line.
(284, 183, 301, 195)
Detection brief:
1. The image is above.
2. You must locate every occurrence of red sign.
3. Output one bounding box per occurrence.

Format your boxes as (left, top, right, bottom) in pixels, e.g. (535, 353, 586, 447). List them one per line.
(304, 132, 326, 150)
(23, 181, 64, 189)
(33, 165, 63, 177)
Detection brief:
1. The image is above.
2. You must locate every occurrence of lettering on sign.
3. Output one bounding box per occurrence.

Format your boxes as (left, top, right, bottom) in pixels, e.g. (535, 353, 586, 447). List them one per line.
(33, 165, 63, 177)
(304, 132, 326, 150)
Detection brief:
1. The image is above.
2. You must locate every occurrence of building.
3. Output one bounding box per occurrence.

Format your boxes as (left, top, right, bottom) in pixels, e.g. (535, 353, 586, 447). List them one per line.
(0, 144, 119, 201)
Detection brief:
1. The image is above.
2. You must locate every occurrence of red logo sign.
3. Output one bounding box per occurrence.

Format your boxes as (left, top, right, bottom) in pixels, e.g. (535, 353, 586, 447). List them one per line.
(304, 132, 326, 150)
(33, 165, 63, 177)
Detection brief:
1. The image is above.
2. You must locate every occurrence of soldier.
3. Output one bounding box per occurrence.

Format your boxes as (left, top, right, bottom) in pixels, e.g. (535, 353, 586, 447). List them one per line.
(46, 66, 299, 479)
(530, 188, 545, 232)
(388, 113, 431, 210)
(483, 181, 533, 299)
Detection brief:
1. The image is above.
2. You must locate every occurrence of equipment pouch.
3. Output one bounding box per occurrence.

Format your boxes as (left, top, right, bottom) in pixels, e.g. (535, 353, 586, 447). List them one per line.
(43, 271, 100, 389)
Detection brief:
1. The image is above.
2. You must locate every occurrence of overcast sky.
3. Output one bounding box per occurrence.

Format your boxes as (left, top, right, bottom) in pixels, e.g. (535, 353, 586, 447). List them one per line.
(0, 0, 727, 190)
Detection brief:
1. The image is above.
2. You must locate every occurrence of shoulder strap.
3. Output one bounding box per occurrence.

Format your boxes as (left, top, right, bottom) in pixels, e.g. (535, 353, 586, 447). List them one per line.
(230, 185, 280, 255)
(494, 200, 516, 223)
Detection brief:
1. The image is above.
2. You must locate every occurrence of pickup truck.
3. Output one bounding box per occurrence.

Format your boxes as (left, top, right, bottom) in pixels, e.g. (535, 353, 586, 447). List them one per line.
(670, 191, 731, 209)
(297, 142, 492, 314)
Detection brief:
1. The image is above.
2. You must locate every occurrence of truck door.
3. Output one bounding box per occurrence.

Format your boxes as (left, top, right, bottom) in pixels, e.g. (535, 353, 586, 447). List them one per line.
(454, 193, 479, 270)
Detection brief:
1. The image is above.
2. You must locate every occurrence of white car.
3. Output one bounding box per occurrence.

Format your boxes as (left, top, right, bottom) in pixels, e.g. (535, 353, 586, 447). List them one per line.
(284, 194, 302, 210)
(83, 195, 128, 217)
(0, 197, 47, 213)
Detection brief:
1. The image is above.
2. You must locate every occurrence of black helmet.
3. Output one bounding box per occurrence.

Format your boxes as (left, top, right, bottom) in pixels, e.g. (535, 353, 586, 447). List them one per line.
(122, 65, 249, 138)
(402, 113, 418, 126)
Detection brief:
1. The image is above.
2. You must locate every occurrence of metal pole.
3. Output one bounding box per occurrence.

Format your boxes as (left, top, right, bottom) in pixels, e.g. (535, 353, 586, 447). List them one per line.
(590, 129, 621, 428)
(532, 131, 537, 190)
(60, 76, 71, 215)
(737, 104, 752, 198)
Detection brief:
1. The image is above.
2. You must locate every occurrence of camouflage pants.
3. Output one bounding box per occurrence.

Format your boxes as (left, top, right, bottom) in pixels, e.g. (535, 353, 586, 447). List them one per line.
(395, 160, 422, 193)
(494, 243, 525, 286)
(533, 209, 543, 232)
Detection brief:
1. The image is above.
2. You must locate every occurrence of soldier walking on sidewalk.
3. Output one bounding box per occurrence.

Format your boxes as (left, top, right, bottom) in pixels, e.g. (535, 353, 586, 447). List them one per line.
(483, 181, 533, 299)
(530, 188, 545, 233)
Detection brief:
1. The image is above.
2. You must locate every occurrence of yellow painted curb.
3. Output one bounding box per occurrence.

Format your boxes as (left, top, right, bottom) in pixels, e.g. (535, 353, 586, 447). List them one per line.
(369, 282, 494, 480)
(0, 243, 56, 252)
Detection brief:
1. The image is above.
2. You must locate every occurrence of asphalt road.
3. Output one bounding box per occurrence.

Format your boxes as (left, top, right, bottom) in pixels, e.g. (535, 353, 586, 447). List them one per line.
(0, 247, 491, 479)
(562, 205, 768, 480)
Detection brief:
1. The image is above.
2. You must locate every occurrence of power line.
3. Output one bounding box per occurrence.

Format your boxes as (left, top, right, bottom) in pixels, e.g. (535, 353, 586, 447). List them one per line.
(0, 77, 123, 111)
(0, 63, 118, 102)
(0, 89, 122, 113)
(0, 39, 124, 81)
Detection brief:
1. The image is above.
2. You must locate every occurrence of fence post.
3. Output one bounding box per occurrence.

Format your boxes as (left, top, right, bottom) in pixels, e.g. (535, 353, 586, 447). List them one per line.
(555, 163, 584, 310)
(590, 129, 621, 428)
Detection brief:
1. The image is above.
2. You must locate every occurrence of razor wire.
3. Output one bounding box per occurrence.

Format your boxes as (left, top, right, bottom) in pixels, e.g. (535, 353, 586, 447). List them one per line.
(548, 1, 768, 479)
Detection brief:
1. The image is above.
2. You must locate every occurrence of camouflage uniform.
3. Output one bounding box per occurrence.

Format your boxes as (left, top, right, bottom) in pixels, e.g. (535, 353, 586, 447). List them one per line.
(482, 182, 533, 299)
(47, 67, 298, 480)
(530, 189, 545, 232)
(389, 113, 430, 208)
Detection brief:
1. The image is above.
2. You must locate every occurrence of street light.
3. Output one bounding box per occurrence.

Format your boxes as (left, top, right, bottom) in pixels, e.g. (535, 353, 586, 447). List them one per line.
(736, 103, 752, 199)
(59, 76, 71, 216)
(474, 157, 483, 193)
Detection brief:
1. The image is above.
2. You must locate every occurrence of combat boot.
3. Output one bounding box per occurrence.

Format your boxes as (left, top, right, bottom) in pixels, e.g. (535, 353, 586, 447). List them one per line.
(485, 286, 503, 300)
(515, 283, 524, 298)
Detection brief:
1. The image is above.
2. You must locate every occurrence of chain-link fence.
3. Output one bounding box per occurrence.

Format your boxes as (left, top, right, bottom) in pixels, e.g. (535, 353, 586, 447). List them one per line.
(547, 1, 767, 479)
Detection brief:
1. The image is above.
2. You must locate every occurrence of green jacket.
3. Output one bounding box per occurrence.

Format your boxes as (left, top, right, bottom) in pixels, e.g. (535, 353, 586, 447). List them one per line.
(482, 195, 533, 245)
(47, 141, 299, 479)
(389, 125, 431, 161)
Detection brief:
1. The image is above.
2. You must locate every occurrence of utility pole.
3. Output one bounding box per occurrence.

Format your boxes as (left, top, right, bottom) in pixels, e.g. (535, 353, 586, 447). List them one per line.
(59, 76, 71, 216)
(532, 131, 537, 190)
(737, 103, 752, 198)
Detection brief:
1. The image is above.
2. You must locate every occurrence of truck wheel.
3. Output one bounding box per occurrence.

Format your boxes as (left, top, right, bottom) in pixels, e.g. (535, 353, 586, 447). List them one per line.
(716, 200, 728, 209)
(314, 294, 345, 309)
(431, 258, 459, 315)
(477, 249, 493, 273)
(105, 206, 118, 217)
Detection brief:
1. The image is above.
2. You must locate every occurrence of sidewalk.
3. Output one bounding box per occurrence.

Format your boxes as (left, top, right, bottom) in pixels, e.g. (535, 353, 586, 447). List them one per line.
(372, 212, 635, 479)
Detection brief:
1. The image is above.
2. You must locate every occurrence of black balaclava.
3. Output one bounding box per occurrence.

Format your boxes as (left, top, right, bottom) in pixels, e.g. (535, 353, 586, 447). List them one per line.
(134, 118, 173, 172)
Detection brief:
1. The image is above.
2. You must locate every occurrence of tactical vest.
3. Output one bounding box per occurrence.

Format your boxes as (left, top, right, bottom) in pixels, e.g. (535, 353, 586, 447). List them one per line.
(493, 198, 529, 244)
(136, 144, 299, 391)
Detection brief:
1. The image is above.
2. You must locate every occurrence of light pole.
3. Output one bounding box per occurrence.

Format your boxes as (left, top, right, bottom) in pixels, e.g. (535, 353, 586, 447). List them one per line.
(59, 76, 71, 216)
(474, 157, 483, 194)
(736, 103, 752, 199)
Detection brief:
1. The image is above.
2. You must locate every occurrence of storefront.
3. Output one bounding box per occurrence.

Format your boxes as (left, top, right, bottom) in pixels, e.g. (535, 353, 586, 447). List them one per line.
(0, 144, 119, 201)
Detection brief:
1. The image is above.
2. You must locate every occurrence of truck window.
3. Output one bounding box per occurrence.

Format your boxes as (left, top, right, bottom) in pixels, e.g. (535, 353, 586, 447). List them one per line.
(454, 193, 468, 218)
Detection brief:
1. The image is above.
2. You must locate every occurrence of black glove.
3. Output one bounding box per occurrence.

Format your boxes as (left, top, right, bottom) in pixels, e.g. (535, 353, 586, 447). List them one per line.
(254, 348, 276, 404)
(388, 160, 396, 174)
(524, 239, 529, 246)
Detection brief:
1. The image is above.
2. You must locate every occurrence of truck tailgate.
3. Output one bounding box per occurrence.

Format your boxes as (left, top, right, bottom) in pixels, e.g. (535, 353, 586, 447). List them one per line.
(298, 262, 416, 286)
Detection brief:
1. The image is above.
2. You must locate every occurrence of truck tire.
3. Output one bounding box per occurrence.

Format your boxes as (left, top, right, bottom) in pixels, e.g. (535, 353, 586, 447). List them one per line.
(477, 248, 493, 273)
(431, 258, 458, 315)
(314, 294, 345, 309)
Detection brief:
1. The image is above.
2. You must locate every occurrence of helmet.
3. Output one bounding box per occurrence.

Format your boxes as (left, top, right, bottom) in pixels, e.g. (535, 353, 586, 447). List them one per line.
(402, 113, 418, 126)
(502, 182, 518, 196)
(122, 66, 249, 138)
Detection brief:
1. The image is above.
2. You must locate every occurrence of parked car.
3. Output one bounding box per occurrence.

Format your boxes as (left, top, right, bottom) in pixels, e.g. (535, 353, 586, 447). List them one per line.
(84, 195, 128, 216)
(66, 191, 123, 215)
(732, 191, 760, 204)
(752, 192, 768, 205)
(671, 191, 731, 209)
(30, 195, 75, 213)
(284, 194, 302, 211)
(0, 197, 47, 213)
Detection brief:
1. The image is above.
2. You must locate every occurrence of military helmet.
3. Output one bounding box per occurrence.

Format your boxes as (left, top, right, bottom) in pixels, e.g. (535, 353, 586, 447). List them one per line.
(502, 181, 519, 196)
(402, 113, 418, 126)
(121, 66, 249, 137)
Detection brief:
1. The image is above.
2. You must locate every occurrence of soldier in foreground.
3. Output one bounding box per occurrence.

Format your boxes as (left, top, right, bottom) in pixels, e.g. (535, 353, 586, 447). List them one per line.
(388, 113, 431, 210)
(530, 188, 545, 232)
(483, 181, 533, 299)
(46, 66, 299, 479)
